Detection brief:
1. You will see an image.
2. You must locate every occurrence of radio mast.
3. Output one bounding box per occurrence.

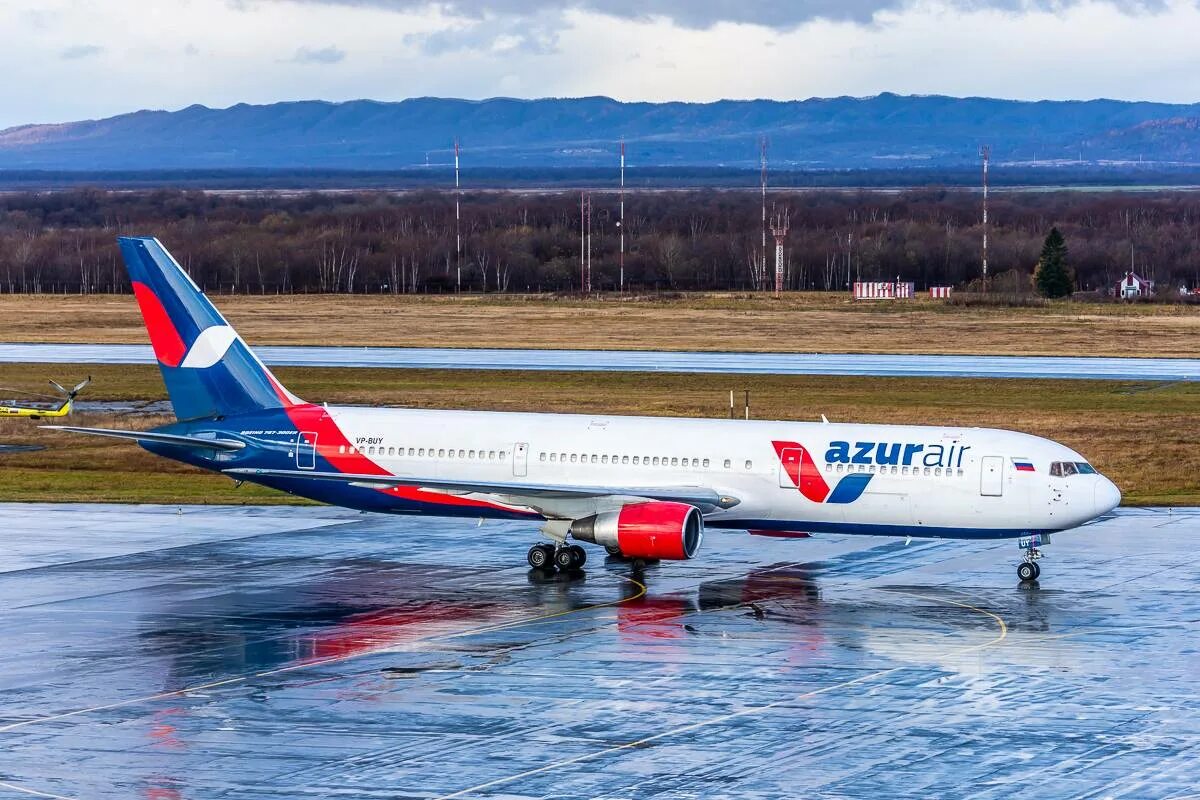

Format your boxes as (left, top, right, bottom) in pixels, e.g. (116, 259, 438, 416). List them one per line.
(454, 138, 462, 293)
(771, 208, 790, 297)
(619, 139, 626, 293)
(760, 137, 768, 292)
(980, 144, 990, 286)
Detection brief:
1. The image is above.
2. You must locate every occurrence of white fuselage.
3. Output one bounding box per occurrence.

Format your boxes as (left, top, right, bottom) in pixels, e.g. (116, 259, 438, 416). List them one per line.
(293, 406, 1120, 539)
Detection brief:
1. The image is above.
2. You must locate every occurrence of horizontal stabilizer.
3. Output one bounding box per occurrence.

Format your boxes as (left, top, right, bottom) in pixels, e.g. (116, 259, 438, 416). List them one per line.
(223, 467, 739, 509)
(42, 426, 246, 451)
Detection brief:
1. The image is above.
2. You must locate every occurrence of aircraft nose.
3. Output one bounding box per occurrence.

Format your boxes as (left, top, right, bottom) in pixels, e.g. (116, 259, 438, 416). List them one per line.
(1094, 477, 1121, 515)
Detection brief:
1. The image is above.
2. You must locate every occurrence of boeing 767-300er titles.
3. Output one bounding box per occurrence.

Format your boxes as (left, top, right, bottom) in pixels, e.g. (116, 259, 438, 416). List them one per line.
(48, 238, 1121, 582)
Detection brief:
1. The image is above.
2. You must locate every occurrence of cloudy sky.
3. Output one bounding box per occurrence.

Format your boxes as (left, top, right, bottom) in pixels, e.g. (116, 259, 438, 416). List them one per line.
(1, 0, 1198, 128)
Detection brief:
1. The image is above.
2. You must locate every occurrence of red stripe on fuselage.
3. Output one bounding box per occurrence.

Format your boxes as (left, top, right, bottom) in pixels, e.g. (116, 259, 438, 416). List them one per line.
(131, 282, 187, 367)
(772, 440, 830, 503)
(279, 404, 531, 514)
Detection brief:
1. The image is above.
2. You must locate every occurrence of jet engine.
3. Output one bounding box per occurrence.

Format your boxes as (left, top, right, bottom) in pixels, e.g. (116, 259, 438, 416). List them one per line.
(570, 501, 703, 559)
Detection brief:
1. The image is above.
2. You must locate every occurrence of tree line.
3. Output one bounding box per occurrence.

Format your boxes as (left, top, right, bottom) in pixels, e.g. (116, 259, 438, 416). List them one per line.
(0, 187, 1197, 294)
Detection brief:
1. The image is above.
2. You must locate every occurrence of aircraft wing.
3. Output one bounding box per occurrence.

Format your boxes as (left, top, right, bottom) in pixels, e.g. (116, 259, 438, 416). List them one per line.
(223, 467, 740, 511)
(43, 426, 247, 451)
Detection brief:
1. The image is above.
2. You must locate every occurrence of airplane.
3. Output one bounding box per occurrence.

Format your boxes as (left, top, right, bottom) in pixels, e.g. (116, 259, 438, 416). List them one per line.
(1, 377, 90, 419)
(46, 237, 1121, 583)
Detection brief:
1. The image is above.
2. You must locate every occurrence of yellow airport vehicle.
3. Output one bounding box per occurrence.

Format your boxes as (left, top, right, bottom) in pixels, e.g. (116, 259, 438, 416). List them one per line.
(0, 377, 90, 419)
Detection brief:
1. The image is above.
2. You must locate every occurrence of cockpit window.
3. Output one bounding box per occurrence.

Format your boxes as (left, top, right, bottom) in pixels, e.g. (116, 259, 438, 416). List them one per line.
(1050, 460, 1094, 477)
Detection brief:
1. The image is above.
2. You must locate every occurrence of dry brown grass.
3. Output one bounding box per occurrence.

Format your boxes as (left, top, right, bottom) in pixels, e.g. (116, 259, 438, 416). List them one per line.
(1, 362, 1195, 505)
(2, 293, 1199, 357)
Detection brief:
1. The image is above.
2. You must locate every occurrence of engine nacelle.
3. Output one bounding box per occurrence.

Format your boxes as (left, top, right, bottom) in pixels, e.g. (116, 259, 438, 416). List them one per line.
(570, 501, 703, 560)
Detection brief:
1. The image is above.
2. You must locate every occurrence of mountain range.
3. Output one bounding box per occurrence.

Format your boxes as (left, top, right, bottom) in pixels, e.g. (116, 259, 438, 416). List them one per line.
(1, 94, 1199, 171)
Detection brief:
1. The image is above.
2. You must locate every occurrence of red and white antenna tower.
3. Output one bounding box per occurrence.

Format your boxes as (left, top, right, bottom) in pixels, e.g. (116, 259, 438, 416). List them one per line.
(770, 208, 789, 297)
(619, 139, 626, 293)
(980, 144, 990, 285)
(760, 136, 769, 292)
(579, 192, 593, 294)
(454, 138, 462, 292)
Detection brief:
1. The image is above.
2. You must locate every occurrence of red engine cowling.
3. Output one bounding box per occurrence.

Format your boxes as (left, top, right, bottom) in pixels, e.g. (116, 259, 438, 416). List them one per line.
(570, 501, 703, 560)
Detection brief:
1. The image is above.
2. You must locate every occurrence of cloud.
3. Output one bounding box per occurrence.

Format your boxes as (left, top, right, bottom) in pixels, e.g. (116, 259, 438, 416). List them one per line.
(278, 0, 1181, 29)
(289, 44, 347, 64)
(60, 44, 103, 60)
(404, 9, 562, 55)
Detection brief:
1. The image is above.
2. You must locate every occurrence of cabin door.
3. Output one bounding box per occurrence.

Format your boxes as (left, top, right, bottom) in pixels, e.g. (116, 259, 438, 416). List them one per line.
(980, 455, 1004, 496)
(296, 432, 317, 470)
(513, 442, 529, 477)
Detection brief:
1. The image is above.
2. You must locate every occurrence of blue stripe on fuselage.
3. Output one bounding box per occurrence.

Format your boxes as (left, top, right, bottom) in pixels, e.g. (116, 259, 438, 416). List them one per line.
(826, 473, 872, 504)
(708, 518, 1062, 540)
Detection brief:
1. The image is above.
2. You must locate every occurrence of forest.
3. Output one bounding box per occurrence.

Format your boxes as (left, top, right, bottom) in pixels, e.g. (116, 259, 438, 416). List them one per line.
(0, 187, 1197, 295)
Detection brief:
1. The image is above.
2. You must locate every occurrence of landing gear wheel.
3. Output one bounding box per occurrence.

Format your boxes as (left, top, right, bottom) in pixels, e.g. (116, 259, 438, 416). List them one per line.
(554, 547, 576, 571)
(1031, 562, 1041, 580)
(569, 545, 587, 568)
(1017, 562, 1038, 582)
(604, 544, 623, 557)
(527, 543, 554, 570)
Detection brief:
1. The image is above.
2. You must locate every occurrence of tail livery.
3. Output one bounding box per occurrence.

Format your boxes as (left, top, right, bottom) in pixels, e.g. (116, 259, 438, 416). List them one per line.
(118, 237, 300, 421)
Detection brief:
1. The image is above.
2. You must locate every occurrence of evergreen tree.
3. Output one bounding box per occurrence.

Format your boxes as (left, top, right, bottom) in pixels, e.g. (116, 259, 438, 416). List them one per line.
(1035, 227, 1073, 298)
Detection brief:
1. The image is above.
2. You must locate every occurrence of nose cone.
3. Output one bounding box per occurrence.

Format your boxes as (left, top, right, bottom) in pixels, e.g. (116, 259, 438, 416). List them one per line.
(1094, 477, 1121, 516)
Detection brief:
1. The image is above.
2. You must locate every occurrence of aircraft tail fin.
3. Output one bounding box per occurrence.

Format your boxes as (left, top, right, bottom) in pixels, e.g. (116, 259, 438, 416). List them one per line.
(117, 237, 302, 421)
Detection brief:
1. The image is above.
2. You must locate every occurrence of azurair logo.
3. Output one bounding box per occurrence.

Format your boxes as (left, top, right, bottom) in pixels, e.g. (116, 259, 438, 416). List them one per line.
(772, 441, 873, 505)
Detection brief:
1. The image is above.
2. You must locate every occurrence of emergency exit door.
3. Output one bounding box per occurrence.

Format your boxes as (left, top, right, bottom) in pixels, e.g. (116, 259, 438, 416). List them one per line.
(980, 455, 1004, 496)
(778, 447, 803, 488)
(513, 442, 528, 477)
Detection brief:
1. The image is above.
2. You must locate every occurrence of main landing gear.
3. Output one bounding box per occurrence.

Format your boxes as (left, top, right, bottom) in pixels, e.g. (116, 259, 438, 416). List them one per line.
(527, 542, 587, 572)
(1016, 534, 1049, 583)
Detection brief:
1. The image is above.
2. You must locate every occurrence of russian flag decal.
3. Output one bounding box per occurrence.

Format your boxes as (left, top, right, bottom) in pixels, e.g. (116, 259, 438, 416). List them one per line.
(1013, 459, 1036, 472)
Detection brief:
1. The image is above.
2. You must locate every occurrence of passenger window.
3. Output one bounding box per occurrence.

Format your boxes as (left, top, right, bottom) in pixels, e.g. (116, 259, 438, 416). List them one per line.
(702, 458, 710, 468)
(571, 454, 577, 463)
(601, 455, 609, 464)
(388, 447, 394, 456)
(923, 467, 931, 476)
(591, 455, 598, 464)
(632, 456, 639, 465)
(407, 448, 414, 456)
(539, 452, 546, 462)
(470, 450, 476, 459)
(652, 457, 659, 466)
(338, 445, 345, 454)
(671, 457, 679, 467)
(891, 466, 898, 475)
(724, 459, 732, 469)
(623, 456, 630, 465)
(550, 453, 557, 462)
(934, 467, 941, 476)
(957, 469, 964, 477)
(745, 460, 753, 470)
(836, 464, 844, 473)
(825, 464, 832, 472)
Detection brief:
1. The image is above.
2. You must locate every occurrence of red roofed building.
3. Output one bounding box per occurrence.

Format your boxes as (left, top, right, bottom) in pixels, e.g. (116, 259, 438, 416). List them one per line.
(1117, 271, 1154, 299)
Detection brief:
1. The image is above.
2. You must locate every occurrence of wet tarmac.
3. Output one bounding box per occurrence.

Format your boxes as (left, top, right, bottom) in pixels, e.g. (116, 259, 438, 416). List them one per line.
(0, 503, 1197, 799)
(3, 343, 1200, 381)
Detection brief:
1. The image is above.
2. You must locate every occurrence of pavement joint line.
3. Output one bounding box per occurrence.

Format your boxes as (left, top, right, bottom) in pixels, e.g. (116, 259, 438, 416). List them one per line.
(429, 588, 1008, 800)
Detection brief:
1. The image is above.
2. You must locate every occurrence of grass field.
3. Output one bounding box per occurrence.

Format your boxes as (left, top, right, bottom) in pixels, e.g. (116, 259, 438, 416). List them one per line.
(2, 293, 1199, 357)
(1, 362, 1196, 506)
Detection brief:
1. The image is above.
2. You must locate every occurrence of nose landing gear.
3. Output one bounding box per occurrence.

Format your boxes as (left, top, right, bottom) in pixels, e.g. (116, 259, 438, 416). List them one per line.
(1016, 534, 1049, 583)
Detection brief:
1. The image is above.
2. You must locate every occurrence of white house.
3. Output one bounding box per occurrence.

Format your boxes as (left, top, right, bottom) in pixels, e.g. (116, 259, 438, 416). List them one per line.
(1117, 271, 1154, 299)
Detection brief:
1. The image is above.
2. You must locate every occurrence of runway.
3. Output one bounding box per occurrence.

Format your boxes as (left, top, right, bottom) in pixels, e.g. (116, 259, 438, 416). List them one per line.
(0, 503, 1196, 799)
(2, 342, 1200, 380)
